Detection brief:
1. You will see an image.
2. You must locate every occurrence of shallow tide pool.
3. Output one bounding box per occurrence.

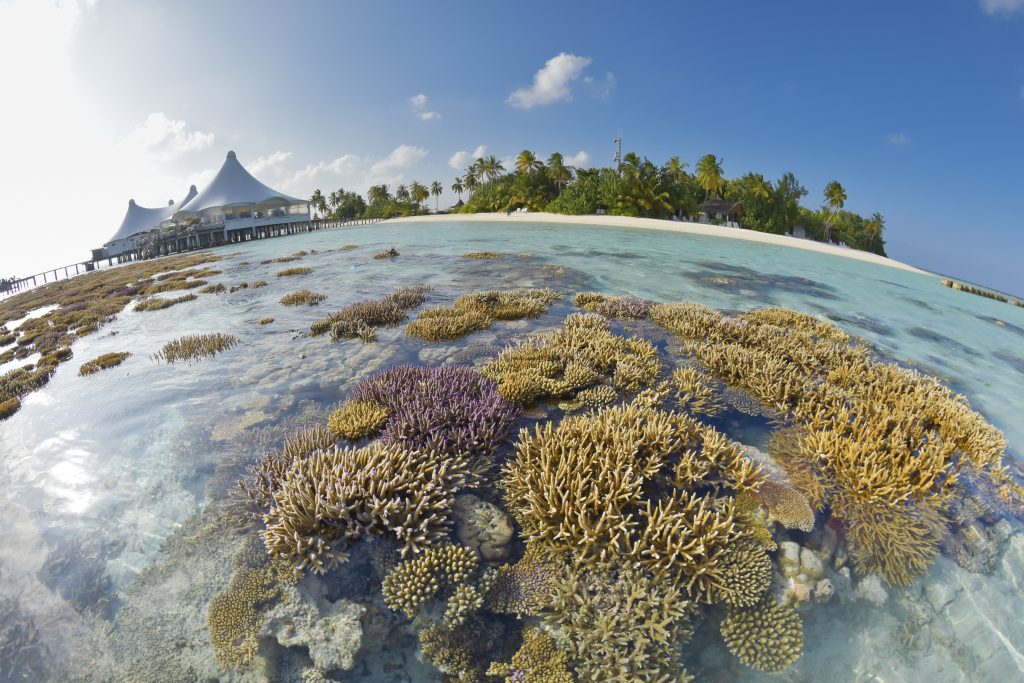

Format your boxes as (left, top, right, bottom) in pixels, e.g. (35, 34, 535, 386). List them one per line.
(1, 220, 1023, 682)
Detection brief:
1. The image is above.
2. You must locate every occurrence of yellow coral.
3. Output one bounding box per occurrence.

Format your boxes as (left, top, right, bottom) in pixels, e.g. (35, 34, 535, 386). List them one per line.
(486, 628, 573, 683)
(720, 599, 803, 673)
(327, 400, 389, 440)
(382, 544, 478, 618)
(670, 366, 722, 416)
(207, 565, 279, 669)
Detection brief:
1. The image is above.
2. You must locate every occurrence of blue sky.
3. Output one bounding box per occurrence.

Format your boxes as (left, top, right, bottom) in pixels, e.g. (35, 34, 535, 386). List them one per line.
(1, 0, 1022, 295)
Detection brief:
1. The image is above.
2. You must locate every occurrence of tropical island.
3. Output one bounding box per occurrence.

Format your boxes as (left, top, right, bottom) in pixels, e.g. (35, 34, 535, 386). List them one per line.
(310, 151, 887, 256)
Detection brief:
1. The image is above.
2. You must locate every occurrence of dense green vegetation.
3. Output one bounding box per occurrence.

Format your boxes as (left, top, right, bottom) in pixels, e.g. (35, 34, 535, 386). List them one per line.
(310, 150, 887, 256)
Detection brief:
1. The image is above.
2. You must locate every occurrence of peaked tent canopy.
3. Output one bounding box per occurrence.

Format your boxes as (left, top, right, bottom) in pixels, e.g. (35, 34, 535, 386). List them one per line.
(172, 151, 300, 219)
(106, 185, 198, 245)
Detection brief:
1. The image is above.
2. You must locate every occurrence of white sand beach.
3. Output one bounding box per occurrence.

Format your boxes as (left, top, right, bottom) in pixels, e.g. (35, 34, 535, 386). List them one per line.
(389, 212, 930, 275)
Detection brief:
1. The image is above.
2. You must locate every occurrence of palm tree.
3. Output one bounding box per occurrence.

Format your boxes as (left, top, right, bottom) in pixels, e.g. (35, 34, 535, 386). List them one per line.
(823, 180, 847, 243)
(695, 154, 725, 200)
(664, 156, 689, 183)
(310, 189, 325, 219)
(396, 184, 410, 202)
(367, 184, 391, 205)
(451, 177, 465, 201)
(430, 181, 443, 211)
(515, 150, 542, 175)
(328, 190, 342, 217)
(479, 155, 505, 183)
(547, 152, 572, 191)
(410, 181, 429, 208)
(464, 172, 478, 196)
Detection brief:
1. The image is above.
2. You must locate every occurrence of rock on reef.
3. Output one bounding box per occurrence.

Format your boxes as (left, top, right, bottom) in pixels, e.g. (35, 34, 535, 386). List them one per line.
(453, 494, 514, 561)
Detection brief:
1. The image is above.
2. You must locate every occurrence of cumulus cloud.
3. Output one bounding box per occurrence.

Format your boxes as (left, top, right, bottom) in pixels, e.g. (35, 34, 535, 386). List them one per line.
(979, 0, 1024, 15)
(285, 154, 362, 188)
(449, 145, 488, 170)
(887, 132, 912, 146)
(564, 150, 591, 167)
(121, 112, 215, 161)
(370, 144, 428, 175)
(249, 150, 293, 175)
(410, 93, 441, 121)
(583, 72, 617, 100)
(507, 53, 593, 109)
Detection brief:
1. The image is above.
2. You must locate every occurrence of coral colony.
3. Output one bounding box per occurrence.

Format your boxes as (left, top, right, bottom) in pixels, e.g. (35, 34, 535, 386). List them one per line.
(209, 288, 1021, 681)
(2, 261, 1019, 680)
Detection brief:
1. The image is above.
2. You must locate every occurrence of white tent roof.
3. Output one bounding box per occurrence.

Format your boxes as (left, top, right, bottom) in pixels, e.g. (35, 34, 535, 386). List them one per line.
(106, 185, 198, 244)
(174, 151, 301, 217)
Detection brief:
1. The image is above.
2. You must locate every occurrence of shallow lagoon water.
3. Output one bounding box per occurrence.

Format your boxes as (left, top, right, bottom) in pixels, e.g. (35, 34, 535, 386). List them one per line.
(1, 220, 1023, 681)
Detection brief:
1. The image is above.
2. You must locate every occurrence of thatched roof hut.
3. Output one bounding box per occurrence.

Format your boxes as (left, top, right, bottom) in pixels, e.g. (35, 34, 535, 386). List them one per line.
(699, 199, 743, 218)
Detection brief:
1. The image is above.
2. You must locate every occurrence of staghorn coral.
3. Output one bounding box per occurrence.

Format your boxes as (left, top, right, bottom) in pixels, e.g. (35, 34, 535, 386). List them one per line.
(486, 627, 574, 683)
(327, 400, 389, 440)
(133, 293, 198, 312)
(482, 548, 562, 617)
(573, 291, 652, 319)
(463, 251, 503, 259)
(260, 442, 480, 572)
(373, 248, 399, 259)
(280, 289, 327, 306)
(240, 426, 337, 513)
(347, 365, 518, 459)
(720, 598, 803, 673)
(78, 352, 130, 376)
(152, 333, 239, 363)
(406, 288, 560, 342)
(276, 267, 313, 277)
(258, 317, 274, 325)
(502, 401, 763, 601)
(311, 285, 428, 338)
(482, 313, 661, 406)
(382, 544, 478, 618)
(0, 398, 19, 420)
(574, 384, 618, 408)
(251, 280, 267, 288)
(671, 366, 723, 416)
(200, 283, 226, 294)
(443, 583, 484, 628)
(546, 564, 696, 683)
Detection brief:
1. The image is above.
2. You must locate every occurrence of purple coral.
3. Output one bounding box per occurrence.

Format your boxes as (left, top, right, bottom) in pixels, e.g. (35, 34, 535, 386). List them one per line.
(350, 365, 519, 457)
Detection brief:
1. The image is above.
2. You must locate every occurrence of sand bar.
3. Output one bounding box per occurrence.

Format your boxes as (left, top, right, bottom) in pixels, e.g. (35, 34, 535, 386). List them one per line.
(388, 212, 930, 275)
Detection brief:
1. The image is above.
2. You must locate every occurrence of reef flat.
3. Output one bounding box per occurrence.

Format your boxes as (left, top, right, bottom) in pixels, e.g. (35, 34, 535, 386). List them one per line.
(0, 223, 1022, 682)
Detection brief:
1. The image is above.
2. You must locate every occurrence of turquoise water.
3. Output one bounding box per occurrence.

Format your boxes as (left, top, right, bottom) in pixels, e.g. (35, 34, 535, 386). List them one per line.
(1, 220, 1022, 681)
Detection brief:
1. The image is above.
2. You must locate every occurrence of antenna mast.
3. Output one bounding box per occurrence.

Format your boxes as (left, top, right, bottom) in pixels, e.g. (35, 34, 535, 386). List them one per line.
(613, 130, 622, 169)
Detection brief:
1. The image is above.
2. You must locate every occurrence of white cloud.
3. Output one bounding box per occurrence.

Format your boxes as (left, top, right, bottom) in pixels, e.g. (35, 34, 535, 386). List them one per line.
(507, 53, 593, 109)
(979, 0, 1024, 15)
(249, 150, 293, 175)
(887, 132, 912, 146)
(369, 144, 428, 175)
(583, 72, 617, 100)
(564, 150, 591, 167)
(120, 112, 215, 161)
(449, 145, 488, 170)
(410, 93, 441, 121)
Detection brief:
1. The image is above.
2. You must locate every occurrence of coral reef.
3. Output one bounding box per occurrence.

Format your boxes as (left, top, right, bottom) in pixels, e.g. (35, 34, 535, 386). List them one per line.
(327, 400, 389, 440)
(406, 288, 560, 342)
(481, 313, 661, 406)
(381, 544, 478, 618)
(207, 548, 282, 669)
(346, 365, 518, 459)
(258, 316, 274, 325)
(482, 548, 562, 617)
(133, 293, 198, 312)
(260, 579, 364, 671)
(464, 251, 503, 259)
(310, 285, 428, 338)
(487, 627, 574, 683)
(720, 599, 803, 673)
(419, 615, 507, 683)
(251, 280, 267, 288)
(573, 291, 652, 319)
(443, 583, 484, 628)
(152, 333, 239, 363)
(78, 351, 131, 376)
(200, 283, 226, 294)
(373, 248, 399, 259)
(279, 289, 327, 306)
(276, 267, 313, 277)
(240, 426, 337, 512)
(671, 366, 723, 416)
(546, 564, 697, 682)
(0, 397, 20, 420)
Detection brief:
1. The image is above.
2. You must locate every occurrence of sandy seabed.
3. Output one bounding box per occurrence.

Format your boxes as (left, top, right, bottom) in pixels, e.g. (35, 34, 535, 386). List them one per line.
(390, 212, 929, 275)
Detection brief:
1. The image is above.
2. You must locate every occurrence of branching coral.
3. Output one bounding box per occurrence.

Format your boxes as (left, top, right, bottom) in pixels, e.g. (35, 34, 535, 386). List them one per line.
(258, 317, 274, 325)
(573, 291, 652, 319)
(502, 401, 763, 602)
(714, 539, 772, 607)
(346, 365, 518, 459)
(240, 426, 337, 513)
(152, 333, 239, 363)
(310, 285, 428, 338)
(671, 366, 723, 416)
(133, 293, 198, 312)
(276, 267, 312, 277)
(546, 564, 697, 682)
(482, 548, 563, 617)
(79, 352, 131, 376)
(419, 615, 506, 683)
(327, 400, 389, 440)
(406, 288, 560, 342)
(720, 599, 803, 673)
(443, 583, 484, 628)
(463, 251, 503, 259)
(373, 248, 399, 259)
(482, 313, 661, 406)
(381, 544, 478, 618)
(0, 398, 20, 420)
(279, 289, 326, 306)
(486, 627, 574, 683)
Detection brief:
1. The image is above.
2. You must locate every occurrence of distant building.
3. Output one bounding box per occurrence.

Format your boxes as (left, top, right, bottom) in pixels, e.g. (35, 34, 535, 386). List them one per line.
(95, 151, 310, 261)
(698, 199, 743, 228)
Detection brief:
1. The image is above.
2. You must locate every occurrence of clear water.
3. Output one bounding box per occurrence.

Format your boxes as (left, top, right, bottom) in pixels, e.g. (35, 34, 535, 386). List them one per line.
(1, 220, 1022, 682)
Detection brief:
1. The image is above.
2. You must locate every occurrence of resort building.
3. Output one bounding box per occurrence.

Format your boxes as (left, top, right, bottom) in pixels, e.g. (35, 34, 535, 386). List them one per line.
(95, 151, 311, 261)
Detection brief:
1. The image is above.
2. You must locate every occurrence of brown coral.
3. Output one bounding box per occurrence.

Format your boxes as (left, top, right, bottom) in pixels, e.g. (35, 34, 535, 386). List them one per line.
(486, 627, 574, 683)
(381, 544, 478, 618)
(720, 599, 803, 673)
(78, 352, 131, 376)
(326, 401, 389, 440)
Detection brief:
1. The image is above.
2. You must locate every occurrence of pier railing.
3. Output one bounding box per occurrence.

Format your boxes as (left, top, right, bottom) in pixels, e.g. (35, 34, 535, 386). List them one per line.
(1, 216, 387, 301)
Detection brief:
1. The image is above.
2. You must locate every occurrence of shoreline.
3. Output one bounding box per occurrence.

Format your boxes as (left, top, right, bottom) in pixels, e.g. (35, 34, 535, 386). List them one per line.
(387, 212, 930, 275)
